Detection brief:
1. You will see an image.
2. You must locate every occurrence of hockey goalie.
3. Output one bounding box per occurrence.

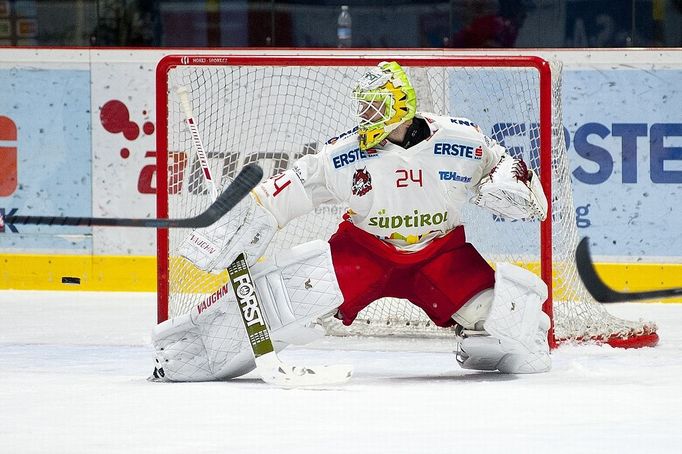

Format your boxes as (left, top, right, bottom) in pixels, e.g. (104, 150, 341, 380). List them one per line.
(151, 61, 551, 382)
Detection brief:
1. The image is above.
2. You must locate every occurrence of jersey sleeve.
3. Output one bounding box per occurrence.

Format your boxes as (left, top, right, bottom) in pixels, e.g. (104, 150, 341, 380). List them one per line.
(252, 151, 338, 228)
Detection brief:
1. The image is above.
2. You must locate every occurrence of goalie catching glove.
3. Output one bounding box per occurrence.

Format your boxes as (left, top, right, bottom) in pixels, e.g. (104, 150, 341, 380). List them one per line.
(471, 155, 548, 221)
(178, 192, 278, 270)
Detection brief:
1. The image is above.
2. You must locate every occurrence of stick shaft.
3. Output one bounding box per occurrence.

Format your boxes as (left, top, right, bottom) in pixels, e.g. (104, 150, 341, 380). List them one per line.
(3, 164, 263, 229)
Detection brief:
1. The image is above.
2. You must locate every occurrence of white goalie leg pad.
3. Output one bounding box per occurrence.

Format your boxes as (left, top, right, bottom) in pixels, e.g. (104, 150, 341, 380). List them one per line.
(455, 263, 551, 374)
(496, 312, 551, 374)
(484, 263, 548, 355)
(151, 290, 255, 382)
(178, 192, 278, 270)
(152, 240, 342, 382)
(251, 239, 343, 347)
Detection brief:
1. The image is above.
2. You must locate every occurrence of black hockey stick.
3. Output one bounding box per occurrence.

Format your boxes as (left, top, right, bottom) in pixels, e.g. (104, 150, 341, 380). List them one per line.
(575, 236, 682, 302)
(1, 163, 263, 229)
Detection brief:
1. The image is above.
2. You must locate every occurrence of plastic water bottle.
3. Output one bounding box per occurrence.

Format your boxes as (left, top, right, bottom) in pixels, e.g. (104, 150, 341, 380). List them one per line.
(337, 5, 352, 48)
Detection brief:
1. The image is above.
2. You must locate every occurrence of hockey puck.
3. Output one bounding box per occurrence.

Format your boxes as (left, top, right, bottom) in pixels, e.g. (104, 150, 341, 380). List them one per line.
(61, 276, 81, 285)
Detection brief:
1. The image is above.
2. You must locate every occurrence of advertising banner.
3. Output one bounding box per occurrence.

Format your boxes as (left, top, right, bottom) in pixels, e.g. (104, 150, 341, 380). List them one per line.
(0, 67, 92, 252)
(565, 69, 682, 259)
(91, 57, 158, 255)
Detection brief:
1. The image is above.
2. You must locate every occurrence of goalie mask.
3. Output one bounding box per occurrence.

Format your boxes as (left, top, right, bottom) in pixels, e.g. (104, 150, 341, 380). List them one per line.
(353, 61, 417, 151)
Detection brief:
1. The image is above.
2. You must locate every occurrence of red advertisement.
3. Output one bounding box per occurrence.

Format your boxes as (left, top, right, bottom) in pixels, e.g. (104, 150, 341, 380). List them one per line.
(0, 115, 17, 196)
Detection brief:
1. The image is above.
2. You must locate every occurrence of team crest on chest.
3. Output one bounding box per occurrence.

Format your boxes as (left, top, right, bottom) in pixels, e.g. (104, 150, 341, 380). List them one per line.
(351, 167, 372, 197)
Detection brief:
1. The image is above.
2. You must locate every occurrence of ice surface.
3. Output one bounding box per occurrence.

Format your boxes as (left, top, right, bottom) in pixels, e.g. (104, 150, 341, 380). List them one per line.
(1, 291, 681, 453)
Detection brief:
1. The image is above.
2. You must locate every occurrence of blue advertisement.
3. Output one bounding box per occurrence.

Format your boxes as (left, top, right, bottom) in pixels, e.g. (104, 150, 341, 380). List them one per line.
(447, 66, 681, 260)
(0, 68, 92, 252)
(565, 69, 682, 259)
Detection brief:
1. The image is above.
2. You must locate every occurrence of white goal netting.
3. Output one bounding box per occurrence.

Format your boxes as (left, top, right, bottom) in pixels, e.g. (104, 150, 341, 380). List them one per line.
(156, 55, 657, 348)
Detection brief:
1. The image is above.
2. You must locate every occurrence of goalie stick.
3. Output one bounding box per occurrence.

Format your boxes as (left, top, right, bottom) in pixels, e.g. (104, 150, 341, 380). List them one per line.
(1, 164, 262, 229)
(177, 85, 219, 200)
(177, 86, 353, 387)
(576, 237, 682, 302)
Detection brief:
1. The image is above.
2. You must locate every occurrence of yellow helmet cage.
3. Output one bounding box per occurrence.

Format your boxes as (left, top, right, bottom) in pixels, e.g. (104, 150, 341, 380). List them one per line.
(353, 61, 417, 150)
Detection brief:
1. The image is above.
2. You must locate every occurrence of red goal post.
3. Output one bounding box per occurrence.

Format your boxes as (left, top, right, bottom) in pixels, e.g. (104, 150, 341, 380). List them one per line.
(155, 53, 658, 349)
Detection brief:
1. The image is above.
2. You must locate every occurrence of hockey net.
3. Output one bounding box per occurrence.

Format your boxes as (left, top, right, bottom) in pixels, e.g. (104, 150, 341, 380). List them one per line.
(156, 54, 658, 349)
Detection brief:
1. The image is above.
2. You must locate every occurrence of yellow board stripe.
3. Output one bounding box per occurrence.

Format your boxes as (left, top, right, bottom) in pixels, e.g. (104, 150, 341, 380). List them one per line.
(586, 262, 682, 302)
(0, 254, 681, 303)
(0, 254, 157, 291)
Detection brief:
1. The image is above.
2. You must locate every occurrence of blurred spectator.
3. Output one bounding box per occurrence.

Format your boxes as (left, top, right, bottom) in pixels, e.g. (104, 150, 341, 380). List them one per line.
(449, 0, 528, 48)
(91, 0, 160, 46)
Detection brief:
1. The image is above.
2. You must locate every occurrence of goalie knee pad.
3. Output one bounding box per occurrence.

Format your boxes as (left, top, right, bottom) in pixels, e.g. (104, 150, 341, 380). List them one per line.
(451, 288, 493, 330)
(152, 240, 343, 382)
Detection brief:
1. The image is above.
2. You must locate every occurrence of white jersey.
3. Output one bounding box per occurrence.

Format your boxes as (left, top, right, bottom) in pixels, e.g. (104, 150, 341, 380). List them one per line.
(254, 112, 507, 251)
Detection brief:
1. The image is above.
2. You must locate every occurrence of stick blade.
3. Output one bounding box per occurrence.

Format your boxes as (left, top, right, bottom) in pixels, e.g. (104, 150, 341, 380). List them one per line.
(575, 237, 620, 303)
(575, 236, 682, 303)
